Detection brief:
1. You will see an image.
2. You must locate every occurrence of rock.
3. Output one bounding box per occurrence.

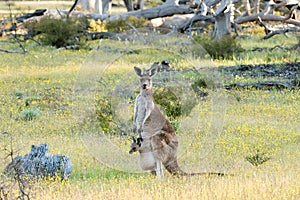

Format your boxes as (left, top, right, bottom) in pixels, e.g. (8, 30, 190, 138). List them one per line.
(5, 143, 72, 179)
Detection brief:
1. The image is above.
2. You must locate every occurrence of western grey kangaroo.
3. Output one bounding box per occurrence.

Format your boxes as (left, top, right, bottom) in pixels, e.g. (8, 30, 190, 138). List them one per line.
(131, 66, 226, 178)
(132, 66, 179, 178)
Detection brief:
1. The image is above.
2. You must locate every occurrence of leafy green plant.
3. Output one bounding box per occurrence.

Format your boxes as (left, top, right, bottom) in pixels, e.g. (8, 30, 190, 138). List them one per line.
(20, 108, 41, 121)
(94, 97, 114, 132)
(105, 16, 148, 33)
(191, 78, 207, 89)
(24, 17, 87, 48)
(154, 87, 181, 121)
(193, 35, 243, 59)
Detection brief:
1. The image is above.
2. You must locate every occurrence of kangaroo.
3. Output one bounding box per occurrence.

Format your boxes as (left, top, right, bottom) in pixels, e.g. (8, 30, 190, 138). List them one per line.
(132, 66, 179, 178)
(131, 66, 226, 178)
(129, 135, 226, 177)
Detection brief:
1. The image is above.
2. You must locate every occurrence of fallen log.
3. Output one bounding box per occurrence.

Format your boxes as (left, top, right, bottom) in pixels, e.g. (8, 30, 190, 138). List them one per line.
(224, 81, 299, 90)
(5, 143, 72, 179)
(235, 1, 300, 26)
(37, 4, 193, 21)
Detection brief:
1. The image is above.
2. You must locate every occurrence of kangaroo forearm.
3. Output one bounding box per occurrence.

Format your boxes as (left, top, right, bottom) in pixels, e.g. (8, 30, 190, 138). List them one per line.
(142, 109, 151, 125)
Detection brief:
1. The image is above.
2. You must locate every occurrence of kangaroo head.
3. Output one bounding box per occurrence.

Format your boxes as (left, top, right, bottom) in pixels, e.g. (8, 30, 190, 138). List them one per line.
(134, 66, 157, 91)
(129, 136, 143, 154)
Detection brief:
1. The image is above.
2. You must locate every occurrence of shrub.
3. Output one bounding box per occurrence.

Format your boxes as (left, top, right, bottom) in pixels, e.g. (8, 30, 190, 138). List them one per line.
(25, 17, 87, 48)
(94, 97, 114, 133)
(154, 87, 197, 121)
(20, 108, 41, 121)
(154, 88, 181, 121)
(105, 16, 148, 33)
(193, 35, 243, 59)
(191, 78, 207, 89)
(87, 19, 106, 32)
(245, 150, 271, 167)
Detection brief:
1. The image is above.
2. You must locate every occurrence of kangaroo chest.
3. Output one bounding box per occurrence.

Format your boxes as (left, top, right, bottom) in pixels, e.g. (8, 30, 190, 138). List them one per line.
(135, 94, 154, 123)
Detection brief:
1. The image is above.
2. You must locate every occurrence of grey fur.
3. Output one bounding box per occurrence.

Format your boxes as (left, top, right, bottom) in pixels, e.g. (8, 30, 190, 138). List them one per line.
(132, 66, 179, 178)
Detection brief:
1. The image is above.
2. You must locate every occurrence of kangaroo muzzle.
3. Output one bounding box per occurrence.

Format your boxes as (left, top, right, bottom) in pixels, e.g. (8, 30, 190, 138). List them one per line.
(142, 83, 147, 89)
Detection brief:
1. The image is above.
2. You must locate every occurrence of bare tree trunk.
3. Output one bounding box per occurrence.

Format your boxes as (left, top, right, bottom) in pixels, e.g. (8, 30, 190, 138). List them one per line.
(78, 0, 89, 10)
(254, 0, 261, 14)
(95, 0, 111, 14)
(95, 0, 103, 14)
(136, 0, 145, 10)
(124, 0, 134, 11)
(212, 0, 232, 40)
(79, 0, 111, 14)
(243, 0, 251, 15)
(212, 10, 231, 39)
(164, 0, 179, 5)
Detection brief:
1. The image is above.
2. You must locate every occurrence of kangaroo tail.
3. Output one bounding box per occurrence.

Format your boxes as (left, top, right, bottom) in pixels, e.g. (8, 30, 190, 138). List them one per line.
(164, 160, 231, 177)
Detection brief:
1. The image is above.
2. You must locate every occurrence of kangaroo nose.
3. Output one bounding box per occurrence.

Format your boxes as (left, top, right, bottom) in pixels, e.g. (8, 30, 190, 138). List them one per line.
(143, 84, 147, 89)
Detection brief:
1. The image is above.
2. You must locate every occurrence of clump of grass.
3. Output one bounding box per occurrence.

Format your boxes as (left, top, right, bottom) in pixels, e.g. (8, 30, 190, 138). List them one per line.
(246, 150, 271, 167)
(193, 35, 243, 59)
(14, 90, 23, 99)
(20, 108, 41, 121)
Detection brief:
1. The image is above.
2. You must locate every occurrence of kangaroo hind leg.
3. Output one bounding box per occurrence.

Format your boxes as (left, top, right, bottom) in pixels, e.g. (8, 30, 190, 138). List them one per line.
(155, 159, 164, 179)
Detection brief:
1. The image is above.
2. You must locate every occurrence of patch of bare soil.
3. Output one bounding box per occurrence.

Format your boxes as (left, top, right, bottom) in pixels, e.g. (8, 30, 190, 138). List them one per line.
(220, 62, 300, 90)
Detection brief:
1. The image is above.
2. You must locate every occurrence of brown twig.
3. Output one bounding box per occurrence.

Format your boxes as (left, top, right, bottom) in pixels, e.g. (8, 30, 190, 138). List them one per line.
(68, 0, 79, 17)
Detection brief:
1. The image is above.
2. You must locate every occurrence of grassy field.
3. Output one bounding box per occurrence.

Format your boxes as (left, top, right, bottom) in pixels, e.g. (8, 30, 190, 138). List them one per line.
(0, 0, 129, 17)
(0, 1, 73, 17)
(0, 31, 299, 200)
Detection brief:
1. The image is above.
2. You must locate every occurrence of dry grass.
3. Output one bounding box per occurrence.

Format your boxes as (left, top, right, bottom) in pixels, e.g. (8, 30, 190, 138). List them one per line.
(0, 35, 299, 199)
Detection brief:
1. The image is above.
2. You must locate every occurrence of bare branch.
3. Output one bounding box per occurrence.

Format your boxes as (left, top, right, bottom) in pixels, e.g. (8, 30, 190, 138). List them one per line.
(0, 48, 25, 53)
(235, 1, 300, 26)
(261, 26, 300, 39)
(68, 0, 79, 16)
(178, 14, 214, 32)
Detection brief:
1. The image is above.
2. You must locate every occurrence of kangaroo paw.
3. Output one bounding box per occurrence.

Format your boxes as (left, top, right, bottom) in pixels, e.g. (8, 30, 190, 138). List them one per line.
(137, 137, 143, 147)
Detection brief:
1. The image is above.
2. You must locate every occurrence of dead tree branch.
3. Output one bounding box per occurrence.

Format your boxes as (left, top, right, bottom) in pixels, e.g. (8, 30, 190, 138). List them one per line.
(0, 48, 25, 53)
(235, 1, 300, 26)
(224, 81, 299, 90)
(68, 0, 79, 16)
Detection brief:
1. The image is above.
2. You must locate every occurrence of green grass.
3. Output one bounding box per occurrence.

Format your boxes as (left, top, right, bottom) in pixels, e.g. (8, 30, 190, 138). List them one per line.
(0, 34, 299, 199)
(0, 1, 73, 16)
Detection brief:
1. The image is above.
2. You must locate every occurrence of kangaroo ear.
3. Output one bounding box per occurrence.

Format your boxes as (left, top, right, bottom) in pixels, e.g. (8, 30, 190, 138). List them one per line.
(149, 66, 158, 77)
(134, 66, 142, 77)
(131, 135, 137, 143)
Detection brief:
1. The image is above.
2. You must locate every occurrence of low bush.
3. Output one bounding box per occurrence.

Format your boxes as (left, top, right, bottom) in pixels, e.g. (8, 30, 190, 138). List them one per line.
(154, 87, 197, 121)
(191, 78, 207, 89)
(154, 88, 181, 121)
(105, 16, 148, 33)
(25, 17, 87, 48)
(94, 97, 114, 133)
(20, 108, 41, 121)
(245, 150, 271, 167)
(193, 35, 243, 59)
